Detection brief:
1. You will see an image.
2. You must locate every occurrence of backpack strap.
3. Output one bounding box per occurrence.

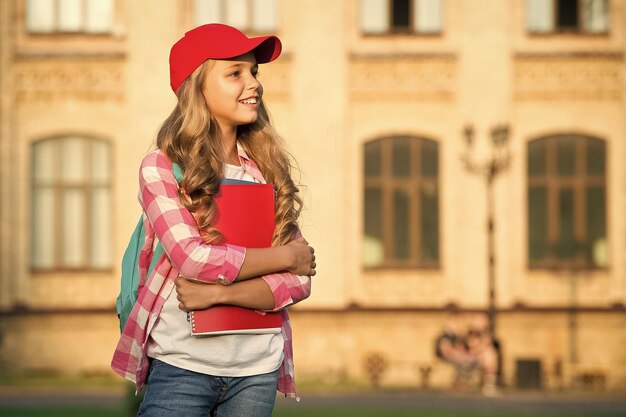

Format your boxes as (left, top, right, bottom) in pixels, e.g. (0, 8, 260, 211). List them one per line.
(172, 162, 184, 184)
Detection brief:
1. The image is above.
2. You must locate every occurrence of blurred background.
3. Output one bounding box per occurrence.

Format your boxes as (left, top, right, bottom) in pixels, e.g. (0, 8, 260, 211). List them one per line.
(0, 0, 625, 415)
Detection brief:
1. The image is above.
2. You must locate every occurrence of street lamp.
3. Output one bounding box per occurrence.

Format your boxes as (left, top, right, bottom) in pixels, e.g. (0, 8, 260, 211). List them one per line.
(461, 123, 511, 337)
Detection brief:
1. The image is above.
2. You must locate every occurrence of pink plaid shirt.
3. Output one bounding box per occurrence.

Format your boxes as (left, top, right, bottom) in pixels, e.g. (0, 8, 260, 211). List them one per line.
(111, 146, 311, 400)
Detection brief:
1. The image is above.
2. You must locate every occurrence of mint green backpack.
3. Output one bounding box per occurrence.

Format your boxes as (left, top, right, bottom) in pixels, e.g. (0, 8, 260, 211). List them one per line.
(115, 163, 184, 333)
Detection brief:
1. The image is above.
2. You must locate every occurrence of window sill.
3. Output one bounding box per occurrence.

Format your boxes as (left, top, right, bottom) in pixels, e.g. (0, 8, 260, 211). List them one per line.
(526, 31, 610, 38)
(363, 264, 440, 271)
(25, 30, 121, 37)
(350, 50, 456, 60)
(16, 30, 127, 59)
(514, 50, 623, 59)
(526, 264, 609, 273)
(361, 31, 443, 39)
(15, 50, 126, 60)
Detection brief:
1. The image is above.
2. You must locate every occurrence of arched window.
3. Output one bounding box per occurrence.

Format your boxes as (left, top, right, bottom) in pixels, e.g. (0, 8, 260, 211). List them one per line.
(527, 134, 607, 269)
(31, 136, 112, 271)
(363, 136, 439, 268)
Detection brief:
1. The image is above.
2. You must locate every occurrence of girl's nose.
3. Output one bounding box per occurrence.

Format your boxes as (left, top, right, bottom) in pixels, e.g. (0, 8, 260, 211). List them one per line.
(247, 76, 260, 90)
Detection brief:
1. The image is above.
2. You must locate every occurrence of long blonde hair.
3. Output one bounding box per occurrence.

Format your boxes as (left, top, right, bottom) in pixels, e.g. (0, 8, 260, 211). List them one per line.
(156, 60, 302, 246)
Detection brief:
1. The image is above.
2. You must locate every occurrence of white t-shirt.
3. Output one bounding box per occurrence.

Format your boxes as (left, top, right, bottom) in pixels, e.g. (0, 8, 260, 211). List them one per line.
(146, 163, 284, 376)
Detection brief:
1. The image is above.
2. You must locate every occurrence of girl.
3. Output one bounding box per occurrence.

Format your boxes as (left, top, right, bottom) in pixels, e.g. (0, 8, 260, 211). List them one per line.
(111, 23, 315, 417)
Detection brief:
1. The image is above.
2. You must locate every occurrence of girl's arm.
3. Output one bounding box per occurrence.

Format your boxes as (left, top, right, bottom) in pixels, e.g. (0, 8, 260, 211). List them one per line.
(139, 151, 313, 284)
(176, 276, 275, 311)
(257, 271, 311, 311)
(176, 232, 313, 312)
(176, 272, 311, 312)
(236, 237, 314, 280)
(176, 270, 312, 311)
(257, 230, 312, 311)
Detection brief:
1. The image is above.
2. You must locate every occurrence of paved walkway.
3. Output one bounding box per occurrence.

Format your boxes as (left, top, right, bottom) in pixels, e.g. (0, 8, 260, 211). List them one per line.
(275, 390, 626, 415)
(1, 387, 625, 414)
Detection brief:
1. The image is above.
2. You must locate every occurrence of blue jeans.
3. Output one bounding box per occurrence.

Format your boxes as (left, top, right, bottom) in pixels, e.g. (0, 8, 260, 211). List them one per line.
(138, 359, 278, 417)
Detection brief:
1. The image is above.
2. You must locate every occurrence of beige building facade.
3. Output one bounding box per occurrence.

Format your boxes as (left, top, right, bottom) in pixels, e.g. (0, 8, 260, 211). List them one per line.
(1, 0, 625, 390)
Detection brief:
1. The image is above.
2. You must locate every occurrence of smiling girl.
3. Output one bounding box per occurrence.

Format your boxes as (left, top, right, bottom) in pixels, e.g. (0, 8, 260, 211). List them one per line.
(111, 24, 315, 417)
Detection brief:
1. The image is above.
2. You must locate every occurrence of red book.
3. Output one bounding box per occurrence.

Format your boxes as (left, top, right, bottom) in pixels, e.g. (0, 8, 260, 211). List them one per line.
(190, 182, 282, 336)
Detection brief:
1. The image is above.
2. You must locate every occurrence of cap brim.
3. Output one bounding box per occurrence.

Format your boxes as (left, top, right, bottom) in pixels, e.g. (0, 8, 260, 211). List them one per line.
(248, 35, 282, 64)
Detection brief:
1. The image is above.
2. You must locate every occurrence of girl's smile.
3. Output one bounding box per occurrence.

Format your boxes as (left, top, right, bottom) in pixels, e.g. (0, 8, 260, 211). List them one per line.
(238, 95, 259, 108)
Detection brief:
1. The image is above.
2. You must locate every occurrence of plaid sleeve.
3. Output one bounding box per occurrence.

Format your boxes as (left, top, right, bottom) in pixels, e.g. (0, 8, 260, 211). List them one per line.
(258, 229, 312, 312)
(259, 272, 311, 312)
(138, 150, 245, 285)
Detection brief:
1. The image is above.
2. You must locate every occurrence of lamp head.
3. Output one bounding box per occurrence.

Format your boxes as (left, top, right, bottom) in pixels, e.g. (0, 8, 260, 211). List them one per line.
(463, 125, 474, 146)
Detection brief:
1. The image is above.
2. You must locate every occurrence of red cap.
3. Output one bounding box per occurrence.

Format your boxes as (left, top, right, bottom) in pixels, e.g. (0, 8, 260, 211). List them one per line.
(169, 23, 282, 94)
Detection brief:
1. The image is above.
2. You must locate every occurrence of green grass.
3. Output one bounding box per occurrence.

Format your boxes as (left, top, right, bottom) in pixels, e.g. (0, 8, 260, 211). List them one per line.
(273, 411, 625, 417)
(0, 406, 624, 417)
(0, 406, 125, 417)
(0, 372, 125, 393)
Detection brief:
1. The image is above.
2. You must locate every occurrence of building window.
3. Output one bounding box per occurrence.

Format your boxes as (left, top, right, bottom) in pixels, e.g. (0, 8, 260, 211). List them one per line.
(527, 0, 610, 34)
(363, 136, 439, 268)
(360, 0, 442, 34)
(31, 137, 112, 271)
(26, 0, 114, 34)
(527, 135, 607, 269)
(193, 0, 277, 32)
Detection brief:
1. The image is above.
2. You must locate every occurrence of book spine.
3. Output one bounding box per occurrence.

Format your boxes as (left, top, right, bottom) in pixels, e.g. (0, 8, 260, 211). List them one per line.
(190, 312, 196, 333)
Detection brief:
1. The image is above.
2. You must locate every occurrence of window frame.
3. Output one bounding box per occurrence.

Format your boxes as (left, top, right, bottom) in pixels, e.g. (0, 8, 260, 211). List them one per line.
(527, 0, 610, 36)
(30, 136, 114, 273)
(363, 136, 440, 270)
(360, 0, 443, 37)
(526, 134, 608, 270)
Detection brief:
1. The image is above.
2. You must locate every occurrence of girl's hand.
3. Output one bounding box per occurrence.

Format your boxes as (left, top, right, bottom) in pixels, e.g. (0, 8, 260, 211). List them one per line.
(175, 277, 223, 312)
(285, 237, 316, 276)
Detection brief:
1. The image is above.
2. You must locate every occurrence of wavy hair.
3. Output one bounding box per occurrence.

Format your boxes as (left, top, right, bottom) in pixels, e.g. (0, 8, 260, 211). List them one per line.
(156, 60, 302, 246)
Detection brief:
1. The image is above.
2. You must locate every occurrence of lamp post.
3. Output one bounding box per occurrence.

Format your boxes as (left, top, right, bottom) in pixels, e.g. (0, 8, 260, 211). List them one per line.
(461, 124, 511, 337)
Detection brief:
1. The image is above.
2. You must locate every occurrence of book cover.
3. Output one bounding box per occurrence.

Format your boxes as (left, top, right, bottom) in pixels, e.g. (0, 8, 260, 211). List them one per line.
(190, 306, 282, 336)
(190, 182, 282, 336)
